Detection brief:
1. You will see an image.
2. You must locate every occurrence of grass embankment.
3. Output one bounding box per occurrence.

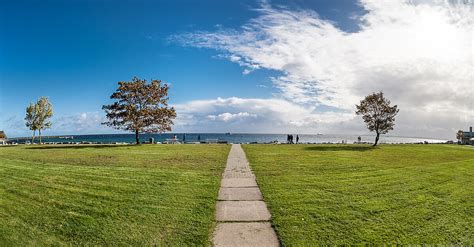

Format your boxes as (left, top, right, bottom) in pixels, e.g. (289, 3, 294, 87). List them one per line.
(243, 144, 474, 245)
(0, 144, 230, 246)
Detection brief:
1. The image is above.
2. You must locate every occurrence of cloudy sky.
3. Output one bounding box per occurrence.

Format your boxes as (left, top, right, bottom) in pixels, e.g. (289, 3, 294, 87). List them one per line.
(0, 0, 472, 139)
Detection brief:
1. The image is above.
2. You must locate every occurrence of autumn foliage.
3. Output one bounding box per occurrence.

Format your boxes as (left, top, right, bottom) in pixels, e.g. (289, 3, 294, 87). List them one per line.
(102, 77, 177, 144)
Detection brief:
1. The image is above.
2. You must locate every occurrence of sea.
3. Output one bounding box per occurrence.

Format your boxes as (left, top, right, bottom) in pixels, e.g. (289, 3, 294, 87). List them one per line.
(9, 133, 449, 144)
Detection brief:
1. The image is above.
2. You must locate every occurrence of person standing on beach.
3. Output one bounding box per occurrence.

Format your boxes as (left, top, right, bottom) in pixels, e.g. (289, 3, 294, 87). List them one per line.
(296, 135, 299, 144)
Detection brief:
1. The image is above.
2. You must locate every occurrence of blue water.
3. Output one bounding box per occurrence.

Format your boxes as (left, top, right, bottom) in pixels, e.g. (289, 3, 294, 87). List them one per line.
(10, 133, 448, 144)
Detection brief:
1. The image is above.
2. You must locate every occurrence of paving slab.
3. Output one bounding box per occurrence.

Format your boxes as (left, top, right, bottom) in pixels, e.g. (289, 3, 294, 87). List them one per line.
(218, 187, 263, 201)
(223, 145, 255, 178)
(223, 168, 255, 178)
(213, 222, 279, 247)
(213, 144, 279, 246)
(216, 201, 271, 222)
(221, 178, 258, 188)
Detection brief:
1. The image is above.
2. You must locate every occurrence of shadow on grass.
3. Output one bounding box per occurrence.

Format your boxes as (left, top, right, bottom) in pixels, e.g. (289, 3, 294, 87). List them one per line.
(0, 145, 19, 148)
(27, 144, 132, 150)
(304, 145, 377, 152)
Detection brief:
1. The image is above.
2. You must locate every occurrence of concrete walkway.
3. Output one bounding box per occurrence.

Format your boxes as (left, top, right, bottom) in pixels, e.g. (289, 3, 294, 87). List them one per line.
(213, 144, 279, 247)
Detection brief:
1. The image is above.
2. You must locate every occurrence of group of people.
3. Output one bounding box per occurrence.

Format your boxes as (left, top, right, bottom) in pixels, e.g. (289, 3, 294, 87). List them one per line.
(286, 134, 299, 144)
(173, 134, 201, 142)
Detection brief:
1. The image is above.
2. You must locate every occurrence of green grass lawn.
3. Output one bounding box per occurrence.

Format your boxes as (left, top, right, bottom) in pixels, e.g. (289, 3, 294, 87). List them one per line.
(243, 144, 474, 245)
(0, 144, 230, 246)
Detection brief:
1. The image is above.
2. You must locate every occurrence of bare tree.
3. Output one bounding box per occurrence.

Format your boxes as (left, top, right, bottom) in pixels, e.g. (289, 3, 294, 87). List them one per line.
(356, 92, 399, 146)
(102, 77, 177, 144)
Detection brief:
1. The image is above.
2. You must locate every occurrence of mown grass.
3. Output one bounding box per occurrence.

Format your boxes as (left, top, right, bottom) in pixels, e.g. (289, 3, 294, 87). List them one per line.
(0, 144, 230, 246)
(243, 144, 474, 245)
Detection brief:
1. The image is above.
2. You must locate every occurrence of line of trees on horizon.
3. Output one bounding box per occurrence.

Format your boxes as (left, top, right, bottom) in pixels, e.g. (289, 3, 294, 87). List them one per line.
(22, 77, 399, 146)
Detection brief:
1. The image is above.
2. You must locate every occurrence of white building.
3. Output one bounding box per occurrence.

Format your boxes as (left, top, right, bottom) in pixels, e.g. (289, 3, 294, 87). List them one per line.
(0, 131, 6, 145)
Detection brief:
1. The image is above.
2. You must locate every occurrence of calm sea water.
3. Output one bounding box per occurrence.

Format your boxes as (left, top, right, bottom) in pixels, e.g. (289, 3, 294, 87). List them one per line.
(11, 133, 448, 144)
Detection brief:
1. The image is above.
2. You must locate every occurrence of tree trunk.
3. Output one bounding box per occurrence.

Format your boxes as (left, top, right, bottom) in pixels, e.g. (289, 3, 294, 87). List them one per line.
(32, 130, 36, 144)
(39, 129, 42, 145)
(373, 132, 380, 146)
(135, 129, 140, 145)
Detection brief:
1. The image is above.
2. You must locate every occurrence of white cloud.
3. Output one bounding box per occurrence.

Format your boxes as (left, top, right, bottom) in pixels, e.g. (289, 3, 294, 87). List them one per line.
(172, 0, 474, 139)
(207, 112, 257, 122)
(5, 1, 472, 139)
(2, 112, 114, 137)
(173, 97, 354, 133)
(52, 112, 112, 135)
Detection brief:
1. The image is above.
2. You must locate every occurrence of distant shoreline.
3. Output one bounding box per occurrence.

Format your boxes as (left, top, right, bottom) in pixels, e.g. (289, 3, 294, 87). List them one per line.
(7, 132, 449, 142)
(3, 133, 450, 145)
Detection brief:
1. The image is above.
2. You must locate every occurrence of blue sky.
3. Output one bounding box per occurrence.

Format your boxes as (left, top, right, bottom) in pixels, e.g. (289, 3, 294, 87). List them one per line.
(0, 0, 472, 138)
